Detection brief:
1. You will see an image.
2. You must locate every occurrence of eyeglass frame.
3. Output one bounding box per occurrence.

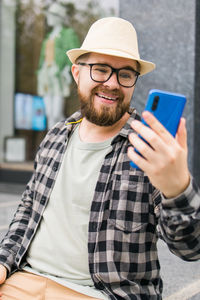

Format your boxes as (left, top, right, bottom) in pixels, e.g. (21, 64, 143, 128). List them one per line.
(77, 62, 140, 88)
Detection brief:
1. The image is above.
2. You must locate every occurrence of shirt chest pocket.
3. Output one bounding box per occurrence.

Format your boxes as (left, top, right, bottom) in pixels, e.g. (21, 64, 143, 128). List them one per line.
(108, 173, 151, 233)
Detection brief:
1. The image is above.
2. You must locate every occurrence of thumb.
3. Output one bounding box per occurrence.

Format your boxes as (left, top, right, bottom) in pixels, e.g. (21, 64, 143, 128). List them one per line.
(176, 118, 188, 150)
(0, 264, 7, 284)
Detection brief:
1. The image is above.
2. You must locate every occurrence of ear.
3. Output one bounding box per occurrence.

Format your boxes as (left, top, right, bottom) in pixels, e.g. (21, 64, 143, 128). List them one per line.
(71, 64, 79, 85)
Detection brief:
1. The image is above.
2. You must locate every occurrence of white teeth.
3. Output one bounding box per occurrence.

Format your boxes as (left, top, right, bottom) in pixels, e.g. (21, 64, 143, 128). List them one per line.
(98, 94, 116, 101)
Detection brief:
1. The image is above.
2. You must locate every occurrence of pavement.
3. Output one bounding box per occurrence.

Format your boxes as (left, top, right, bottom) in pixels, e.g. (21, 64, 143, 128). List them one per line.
(0, 183, 200, 299)
(158, 240, 200, 300)
(0, 183, 25, 240)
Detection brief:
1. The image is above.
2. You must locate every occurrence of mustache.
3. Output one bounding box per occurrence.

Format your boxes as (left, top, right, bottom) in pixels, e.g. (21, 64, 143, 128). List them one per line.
(91, 85, 124, 99)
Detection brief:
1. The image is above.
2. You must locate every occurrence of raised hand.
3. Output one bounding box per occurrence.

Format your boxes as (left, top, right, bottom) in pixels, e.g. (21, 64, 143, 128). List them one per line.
(128, 111, 190, 198)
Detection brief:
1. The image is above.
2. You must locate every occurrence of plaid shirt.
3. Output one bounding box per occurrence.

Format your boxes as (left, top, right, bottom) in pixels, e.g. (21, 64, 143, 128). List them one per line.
(1, 108, 200, 300)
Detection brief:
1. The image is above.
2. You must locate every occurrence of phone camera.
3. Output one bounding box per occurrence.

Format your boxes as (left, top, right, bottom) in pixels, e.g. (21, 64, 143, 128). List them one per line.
(152, 96, 159, 111)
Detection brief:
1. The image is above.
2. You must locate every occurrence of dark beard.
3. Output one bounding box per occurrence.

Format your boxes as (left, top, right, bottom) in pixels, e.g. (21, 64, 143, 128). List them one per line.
(78, 85, 130, 126)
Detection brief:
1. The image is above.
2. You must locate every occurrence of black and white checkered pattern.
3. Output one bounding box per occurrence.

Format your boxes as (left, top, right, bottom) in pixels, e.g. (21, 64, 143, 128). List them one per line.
(1, 108, 200, 300)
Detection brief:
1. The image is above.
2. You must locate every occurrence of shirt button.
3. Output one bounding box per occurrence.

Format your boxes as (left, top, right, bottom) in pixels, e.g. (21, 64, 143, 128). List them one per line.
(40, 197, 46, 205)
(92, 223, 97, 231)
(96, 282, 104, 290)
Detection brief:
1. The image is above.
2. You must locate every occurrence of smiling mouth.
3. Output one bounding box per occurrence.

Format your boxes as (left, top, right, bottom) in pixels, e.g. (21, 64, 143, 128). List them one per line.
(96, 93, 118, 101)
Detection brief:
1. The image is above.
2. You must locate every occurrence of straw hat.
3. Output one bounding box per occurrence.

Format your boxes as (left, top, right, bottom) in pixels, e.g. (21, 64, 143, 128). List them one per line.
(67, 17, 155, 76)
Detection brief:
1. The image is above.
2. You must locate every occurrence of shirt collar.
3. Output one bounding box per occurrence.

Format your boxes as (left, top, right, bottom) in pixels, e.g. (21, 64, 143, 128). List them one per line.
(65, 108, 140, 141)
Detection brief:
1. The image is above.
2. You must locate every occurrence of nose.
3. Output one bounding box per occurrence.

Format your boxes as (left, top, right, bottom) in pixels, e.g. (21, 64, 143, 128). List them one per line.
(103, 71, 120, 89)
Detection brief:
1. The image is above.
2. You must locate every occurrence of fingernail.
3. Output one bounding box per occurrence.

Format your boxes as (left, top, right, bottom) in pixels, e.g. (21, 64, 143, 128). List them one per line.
(131, 120, 140, 128)
(142, 111, 151, 118)
(129, 132, 137, 139)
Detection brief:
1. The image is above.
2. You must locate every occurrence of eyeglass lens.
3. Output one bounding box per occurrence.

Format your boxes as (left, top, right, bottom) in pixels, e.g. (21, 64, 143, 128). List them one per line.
(91, 64, 138, 87)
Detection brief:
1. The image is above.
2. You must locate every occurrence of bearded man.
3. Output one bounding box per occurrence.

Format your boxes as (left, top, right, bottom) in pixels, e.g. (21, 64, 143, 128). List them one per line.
(0, 17, 199, 300)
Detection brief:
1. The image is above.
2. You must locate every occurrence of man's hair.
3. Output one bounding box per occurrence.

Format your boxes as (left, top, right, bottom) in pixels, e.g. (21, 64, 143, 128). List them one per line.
(136, 61, 141, 73)
(75, 53, 91, 64)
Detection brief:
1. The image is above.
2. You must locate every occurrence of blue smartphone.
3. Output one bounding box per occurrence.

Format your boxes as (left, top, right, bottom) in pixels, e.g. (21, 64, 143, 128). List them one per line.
(130, 89, 187, 169)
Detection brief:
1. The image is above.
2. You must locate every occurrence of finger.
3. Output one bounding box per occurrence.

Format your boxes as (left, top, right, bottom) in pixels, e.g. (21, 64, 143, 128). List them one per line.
(176, 118, 188, 150)
(142, 111, 175, 143)
(130, 119, 167, 152)
(129, 132, 155, 160)
(128, 146, 149, 171)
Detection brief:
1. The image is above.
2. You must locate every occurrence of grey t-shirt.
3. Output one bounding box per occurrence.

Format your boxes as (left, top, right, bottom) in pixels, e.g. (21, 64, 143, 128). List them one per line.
(25, 125, 112, 299)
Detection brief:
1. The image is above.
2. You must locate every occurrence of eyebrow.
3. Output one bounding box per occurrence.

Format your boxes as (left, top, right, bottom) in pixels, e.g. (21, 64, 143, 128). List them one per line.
(122, 65, 138, 71)
(90, 62, 138, 72)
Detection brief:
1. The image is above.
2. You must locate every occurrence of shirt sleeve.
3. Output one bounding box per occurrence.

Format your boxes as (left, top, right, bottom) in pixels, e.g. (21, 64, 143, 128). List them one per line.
(0, 136, 46, 275)
(156, 175, 200, 261)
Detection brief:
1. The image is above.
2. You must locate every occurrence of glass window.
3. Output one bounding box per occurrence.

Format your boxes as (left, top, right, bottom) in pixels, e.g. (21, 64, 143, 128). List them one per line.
(0, 0, 119, 177)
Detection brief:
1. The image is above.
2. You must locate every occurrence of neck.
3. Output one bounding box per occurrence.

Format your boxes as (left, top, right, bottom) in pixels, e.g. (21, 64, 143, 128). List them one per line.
(79, 112, 130, 143)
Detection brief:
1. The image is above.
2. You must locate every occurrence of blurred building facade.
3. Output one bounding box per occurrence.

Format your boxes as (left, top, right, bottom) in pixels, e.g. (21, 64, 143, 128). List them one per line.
(0, 0, 119, 184)
(120, 0, 200, 183)
(0, 0, 199, 185)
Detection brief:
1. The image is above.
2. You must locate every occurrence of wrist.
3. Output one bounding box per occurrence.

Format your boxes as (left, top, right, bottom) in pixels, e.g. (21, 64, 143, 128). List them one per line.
(163, 172, 190, 199)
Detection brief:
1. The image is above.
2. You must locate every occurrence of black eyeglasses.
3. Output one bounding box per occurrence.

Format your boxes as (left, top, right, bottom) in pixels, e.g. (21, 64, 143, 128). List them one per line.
(78, 62, 140, 88)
